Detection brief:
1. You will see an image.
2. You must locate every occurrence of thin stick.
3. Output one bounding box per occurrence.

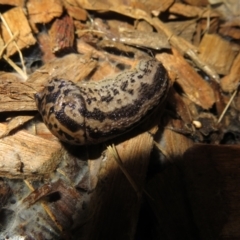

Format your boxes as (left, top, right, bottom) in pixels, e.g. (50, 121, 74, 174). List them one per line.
(3, 54, 27, 78)
(217, 89, 238, 124)
(107, 144, 141, 198)
(0, 13, 27, 79)
(0, 32, 19, 57)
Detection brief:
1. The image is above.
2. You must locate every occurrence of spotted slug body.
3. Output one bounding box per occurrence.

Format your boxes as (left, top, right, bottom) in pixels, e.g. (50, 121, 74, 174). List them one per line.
(35, 59, 169, 145)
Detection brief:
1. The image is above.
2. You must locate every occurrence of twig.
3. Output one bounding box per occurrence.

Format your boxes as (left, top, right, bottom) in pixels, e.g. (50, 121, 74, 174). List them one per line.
(0, 13, 27, 79)
(2, 54, 27, 79)
(217, 89, 238, 124)
(107, 144, 141, 198)
(0, 32, 19, 57)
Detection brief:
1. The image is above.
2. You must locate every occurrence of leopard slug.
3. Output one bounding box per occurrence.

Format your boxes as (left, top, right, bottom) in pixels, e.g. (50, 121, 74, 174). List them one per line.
(35, 59, 169, 145)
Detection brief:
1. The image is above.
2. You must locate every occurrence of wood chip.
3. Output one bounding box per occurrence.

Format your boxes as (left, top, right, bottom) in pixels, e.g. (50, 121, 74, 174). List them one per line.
(157, 50, 215, 109)
(27, 0, 63, 24)
(49, 14, 75, 53)
(220, 53, 240, 92)
(198, 33, 239, 75)
(1, 7, 36, 56)
(0, 123, 61, 179)
(0, 0, 24, 6)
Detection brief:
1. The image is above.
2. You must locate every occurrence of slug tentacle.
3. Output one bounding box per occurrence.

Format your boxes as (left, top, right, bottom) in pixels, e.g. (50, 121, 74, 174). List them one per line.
(35, 59, 169, 145)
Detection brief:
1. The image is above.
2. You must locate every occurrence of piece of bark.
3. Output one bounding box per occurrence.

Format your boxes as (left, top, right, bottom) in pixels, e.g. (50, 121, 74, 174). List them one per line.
(198, 33, 239, 75)
(220, 53, 240, 92)
(156, 50, 215, 109)
(49, 14, 75, 53)
(82, 131, 153, 240)
(1, 7, 36, 56)
(0, 115, 34, 138)
(0, 123, 61, 179)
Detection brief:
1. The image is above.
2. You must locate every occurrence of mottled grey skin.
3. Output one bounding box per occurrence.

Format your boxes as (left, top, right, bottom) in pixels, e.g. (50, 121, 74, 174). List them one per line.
(35, 59, 169, 145)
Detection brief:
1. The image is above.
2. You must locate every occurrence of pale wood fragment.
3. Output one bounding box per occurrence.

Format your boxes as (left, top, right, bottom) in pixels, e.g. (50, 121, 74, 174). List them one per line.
(157, 51, 215, 109)
(199, 33, 239, 75)
(0, 0, 24, 6)
(0, 80, 40, 112)
(0, 123, 61, 179)
(1, 7, 36, 56)
(220, 53, 240, 92)
(64, 1, 88, 21)
(27, 0, 63, 24)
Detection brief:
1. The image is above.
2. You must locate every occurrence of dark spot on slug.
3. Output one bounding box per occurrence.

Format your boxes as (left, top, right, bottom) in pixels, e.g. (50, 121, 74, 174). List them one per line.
(48, 85, 55, 92)
(120, 80, 128, 91)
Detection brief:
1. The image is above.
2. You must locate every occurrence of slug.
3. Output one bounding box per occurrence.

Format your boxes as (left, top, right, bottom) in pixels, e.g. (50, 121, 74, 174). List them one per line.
(35, 59, 169, 145)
